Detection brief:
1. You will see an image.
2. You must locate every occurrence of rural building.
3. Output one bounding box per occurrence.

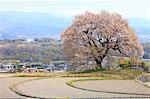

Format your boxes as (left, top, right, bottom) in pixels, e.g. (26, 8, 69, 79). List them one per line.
(0, 62, 15, 72)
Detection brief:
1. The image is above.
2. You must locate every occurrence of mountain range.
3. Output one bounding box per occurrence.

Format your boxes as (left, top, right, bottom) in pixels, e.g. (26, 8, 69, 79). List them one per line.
(0, 11, 150, 42)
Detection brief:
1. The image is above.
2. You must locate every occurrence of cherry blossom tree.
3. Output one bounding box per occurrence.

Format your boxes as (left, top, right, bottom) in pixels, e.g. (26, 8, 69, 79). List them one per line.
(61, 11, 143, 68)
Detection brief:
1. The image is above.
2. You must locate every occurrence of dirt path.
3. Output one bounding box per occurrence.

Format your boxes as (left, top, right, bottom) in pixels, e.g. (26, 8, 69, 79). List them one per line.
(0, 73, 149, 98)
(16, 78, 150, 98)
(0, 76, 35, 98)
(145, 82, 150, 87)
(75, 80, 150, 95)
(0, 73, 14, 78)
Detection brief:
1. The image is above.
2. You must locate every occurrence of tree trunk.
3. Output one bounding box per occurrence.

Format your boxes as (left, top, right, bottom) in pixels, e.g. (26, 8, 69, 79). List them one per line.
(95, 58, 103, 68)
(95, 48, 109, 69)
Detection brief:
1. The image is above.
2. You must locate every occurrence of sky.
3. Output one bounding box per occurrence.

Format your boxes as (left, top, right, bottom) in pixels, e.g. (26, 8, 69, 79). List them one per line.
(0, 0, 150, 20)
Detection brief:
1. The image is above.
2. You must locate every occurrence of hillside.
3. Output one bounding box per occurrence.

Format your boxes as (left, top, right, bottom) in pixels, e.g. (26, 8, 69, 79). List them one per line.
(0, 38, 64, 62)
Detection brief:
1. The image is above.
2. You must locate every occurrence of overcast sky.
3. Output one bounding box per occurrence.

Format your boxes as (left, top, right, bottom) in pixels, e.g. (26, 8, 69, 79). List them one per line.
(0, 0, 150, 20)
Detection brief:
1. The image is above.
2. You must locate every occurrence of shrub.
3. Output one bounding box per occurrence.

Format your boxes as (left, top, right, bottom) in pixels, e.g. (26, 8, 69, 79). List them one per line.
(138, 61, 146, 67)
(138, 61, 149, 72)
(79, 66, 106, 73)
(118, 59, 131, 69)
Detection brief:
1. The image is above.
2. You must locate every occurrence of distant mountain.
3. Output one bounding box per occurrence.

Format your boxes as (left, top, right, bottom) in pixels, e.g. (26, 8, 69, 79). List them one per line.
(0, 11, 72, 39)
(128, 18, 150, 42)
(0, 11, 150, 42)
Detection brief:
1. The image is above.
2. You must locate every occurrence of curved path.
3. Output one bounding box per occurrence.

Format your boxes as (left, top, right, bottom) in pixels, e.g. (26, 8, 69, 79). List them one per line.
(16, 78, 150, 98)
(75, 80, 150, 95)
(146, 82, 150, 87)
(0, 73, 150, 98)
(0, 74, 36, 98)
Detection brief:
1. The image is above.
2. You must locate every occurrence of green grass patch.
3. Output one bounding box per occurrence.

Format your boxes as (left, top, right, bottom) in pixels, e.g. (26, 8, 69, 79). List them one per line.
(14, 69, 144, 80)
(14, 72, 65, 77)
(66, 77, 108, 87)
(69, 69, 144, 80)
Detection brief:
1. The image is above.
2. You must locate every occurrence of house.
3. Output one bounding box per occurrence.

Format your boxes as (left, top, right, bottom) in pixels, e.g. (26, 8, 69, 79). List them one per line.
(130, 66, 144, 71)
(44, 64, 59, 72)
(23, 63, 43, 69)
(56, 64, 69, 71)
(0, 62, 15, 72)
(26, 38, 34, 42)
(16, 62, 69, 72)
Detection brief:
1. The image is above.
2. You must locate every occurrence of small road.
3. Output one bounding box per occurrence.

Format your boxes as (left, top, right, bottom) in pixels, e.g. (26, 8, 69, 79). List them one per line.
(17, 78, 150, 98)
(146, 82, 150, 87)
(0, 74, 150, 98)
(0, 73, 14, 78)
(75, 80, 150, 95)
(0, 74, 35, 98)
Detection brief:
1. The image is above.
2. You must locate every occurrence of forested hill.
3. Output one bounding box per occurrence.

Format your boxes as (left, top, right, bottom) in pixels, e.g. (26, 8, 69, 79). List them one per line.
(0, 38, 64, 63)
